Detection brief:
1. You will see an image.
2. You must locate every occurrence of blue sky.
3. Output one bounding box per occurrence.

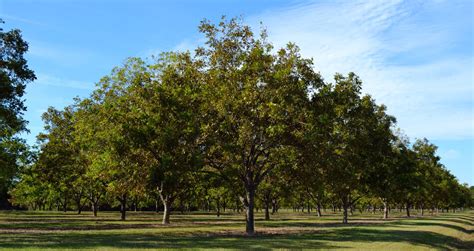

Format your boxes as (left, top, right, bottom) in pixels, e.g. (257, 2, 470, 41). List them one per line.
(1, 0, 472, 185)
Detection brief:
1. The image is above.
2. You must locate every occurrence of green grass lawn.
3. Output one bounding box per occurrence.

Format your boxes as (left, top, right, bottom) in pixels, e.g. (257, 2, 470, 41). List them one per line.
(0, 209, 472, 250)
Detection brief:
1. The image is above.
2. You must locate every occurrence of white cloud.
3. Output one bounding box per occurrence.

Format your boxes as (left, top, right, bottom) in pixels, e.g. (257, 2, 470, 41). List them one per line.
(442, 149, 461, 160)
(35, 73, 94, 90)
(248, 0, 473, 140)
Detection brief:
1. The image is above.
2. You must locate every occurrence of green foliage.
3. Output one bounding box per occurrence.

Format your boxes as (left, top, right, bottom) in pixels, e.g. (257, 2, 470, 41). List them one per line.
(7, 17, 472, 233)
(0, 19, 35, 208)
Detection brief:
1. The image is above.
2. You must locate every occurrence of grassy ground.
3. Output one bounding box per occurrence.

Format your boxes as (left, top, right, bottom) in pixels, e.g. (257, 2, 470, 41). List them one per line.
(0, 209, 472, 250)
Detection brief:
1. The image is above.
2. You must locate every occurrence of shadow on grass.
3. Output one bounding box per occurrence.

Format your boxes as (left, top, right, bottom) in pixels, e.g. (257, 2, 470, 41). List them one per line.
(390, 220, 473, 235)
(1, 211, 472, 249)
(0, 227, 471, 250)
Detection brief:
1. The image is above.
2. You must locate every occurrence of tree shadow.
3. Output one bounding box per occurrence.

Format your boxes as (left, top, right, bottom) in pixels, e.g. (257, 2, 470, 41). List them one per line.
(1, 211, 472, 249)
(0, 232, 342, 250)
(389, 220, 473, 235)
(0, 226, 471, 250)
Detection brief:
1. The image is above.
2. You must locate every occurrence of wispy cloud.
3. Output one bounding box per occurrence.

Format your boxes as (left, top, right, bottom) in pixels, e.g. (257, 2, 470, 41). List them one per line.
(249, 0, 473, 140)
(35, 73, 94, 90)
(28, 42, 96, 67)
(142, 37, 204, 59)
(0, 14, 46, 26)
(442, 149, 461, 160)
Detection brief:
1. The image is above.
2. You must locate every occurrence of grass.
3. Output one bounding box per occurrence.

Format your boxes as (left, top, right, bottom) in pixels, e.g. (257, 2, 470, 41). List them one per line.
(0, 209, 472, 250)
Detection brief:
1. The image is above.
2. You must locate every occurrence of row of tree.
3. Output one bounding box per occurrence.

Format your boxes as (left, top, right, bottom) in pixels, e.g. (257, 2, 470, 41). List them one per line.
(6, 18, 473, 235)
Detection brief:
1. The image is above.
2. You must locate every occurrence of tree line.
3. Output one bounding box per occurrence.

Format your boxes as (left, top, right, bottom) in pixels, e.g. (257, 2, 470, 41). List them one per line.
(3, 18, 473, 235)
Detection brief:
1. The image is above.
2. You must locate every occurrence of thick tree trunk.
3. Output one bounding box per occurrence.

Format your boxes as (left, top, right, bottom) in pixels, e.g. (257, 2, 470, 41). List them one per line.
(382, 199, 389, 219)
(246, 191, 255, 235)
(155, 199, 160, 213)
(242, 184, 256, 235)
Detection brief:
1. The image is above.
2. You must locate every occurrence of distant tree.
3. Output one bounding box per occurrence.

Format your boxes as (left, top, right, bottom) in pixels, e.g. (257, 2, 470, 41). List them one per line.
(316, 73, 392, 223)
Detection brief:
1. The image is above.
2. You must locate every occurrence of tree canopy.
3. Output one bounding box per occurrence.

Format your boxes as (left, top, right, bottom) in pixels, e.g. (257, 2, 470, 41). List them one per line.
(7, 17, 472, 235)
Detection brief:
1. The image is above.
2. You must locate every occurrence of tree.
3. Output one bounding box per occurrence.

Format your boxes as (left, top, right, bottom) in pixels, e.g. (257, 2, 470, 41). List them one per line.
(0, 19, 36, 208)
(127, 53, 204, 224)
(34, 106, 86, 212)
(82, 59, 150, 221)
(316, 73, 393, 223)
(198, 17, 320, 234)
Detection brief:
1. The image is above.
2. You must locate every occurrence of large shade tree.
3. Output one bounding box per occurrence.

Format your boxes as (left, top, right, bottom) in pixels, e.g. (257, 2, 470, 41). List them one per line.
(198, 18, 322, 234)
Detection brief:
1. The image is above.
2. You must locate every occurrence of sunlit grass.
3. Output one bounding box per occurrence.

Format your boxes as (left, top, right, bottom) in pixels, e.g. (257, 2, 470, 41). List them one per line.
(0, 209, 472, 250)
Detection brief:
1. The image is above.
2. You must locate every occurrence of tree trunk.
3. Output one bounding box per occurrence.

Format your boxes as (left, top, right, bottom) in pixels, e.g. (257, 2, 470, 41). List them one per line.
(406, 202, 411, 217)
(216, 198, 221, 217)
(420, 205, 424, 216)
(317, 202, 322, 217)
(272, 199, 277, 214)
(76, 199, 82, 215)
(382, 199, 388, 219)
(342, 196, 349, 224)
(242, 184, 256, 235)
(155, 198, 160, 213)
(119, 195, 127, 221)
(92, 202, 98, 217)
(264, 201, 270, 220)
(161, 195, 172, 225)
